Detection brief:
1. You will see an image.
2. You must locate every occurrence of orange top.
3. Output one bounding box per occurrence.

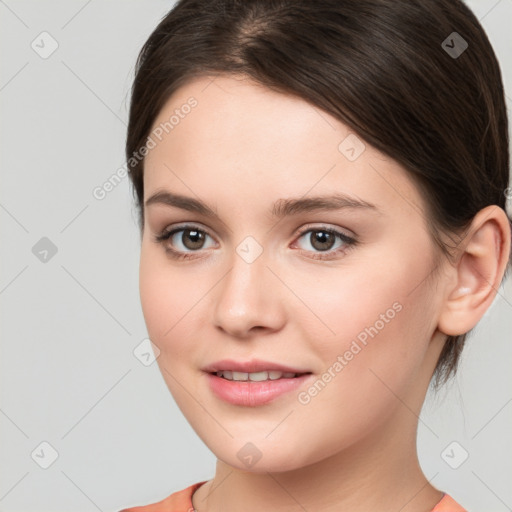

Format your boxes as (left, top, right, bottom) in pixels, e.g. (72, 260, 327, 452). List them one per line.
(118, 481, 467, 512)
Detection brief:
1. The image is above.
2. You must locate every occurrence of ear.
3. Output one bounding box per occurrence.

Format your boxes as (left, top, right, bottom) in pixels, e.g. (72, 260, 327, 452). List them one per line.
(437, 205, 511, 336)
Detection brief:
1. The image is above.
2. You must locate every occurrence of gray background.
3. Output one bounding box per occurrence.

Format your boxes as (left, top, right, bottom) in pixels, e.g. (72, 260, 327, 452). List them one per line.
(0, 1, 511, 511)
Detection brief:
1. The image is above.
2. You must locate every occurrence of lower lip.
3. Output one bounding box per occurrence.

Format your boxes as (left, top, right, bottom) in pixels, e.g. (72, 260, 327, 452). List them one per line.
(205, 372, 313, 406)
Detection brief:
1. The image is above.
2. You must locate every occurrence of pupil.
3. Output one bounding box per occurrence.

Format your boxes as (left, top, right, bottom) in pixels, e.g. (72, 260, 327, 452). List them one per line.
(183, 229, 204, 250)
(311, 231, 334, 251)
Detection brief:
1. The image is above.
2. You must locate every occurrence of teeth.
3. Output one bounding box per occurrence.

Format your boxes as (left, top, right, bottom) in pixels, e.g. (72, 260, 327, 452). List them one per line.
(247, 371, 268, 381)
(215, 370, 298, 381)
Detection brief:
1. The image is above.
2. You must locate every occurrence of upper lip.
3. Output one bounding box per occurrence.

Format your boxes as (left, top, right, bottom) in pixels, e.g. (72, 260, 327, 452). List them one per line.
(202, 359, 311, 374)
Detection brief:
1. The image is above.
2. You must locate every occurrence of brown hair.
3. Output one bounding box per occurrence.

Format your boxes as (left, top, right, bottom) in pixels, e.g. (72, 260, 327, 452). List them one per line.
(125, 0, 511, 386)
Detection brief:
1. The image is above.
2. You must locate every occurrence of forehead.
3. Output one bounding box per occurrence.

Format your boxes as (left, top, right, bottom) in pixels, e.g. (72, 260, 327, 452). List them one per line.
(143, 74, 425, 219)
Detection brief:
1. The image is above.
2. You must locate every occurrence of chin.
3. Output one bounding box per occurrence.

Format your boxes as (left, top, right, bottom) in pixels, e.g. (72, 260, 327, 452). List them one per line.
(204, 436, 319, 474)
(223, 454, 307, 474)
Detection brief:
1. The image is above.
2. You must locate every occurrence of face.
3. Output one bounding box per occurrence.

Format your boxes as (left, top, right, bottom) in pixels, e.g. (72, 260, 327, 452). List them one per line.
(139, 74, 447, 472)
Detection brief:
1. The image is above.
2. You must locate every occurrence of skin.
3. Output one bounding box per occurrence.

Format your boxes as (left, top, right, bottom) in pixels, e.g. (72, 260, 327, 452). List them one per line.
(139, 74, 510, 512)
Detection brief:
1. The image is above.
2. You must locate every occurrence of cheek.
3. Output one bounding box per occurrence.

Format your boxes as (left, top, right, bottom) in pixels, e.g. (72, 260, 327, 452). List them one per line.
(139, 255, 168, 340)
(139, 248, 193, 351)
(139, 245, 216, 393)
(286, 243, 438, 402)
(286, 248, 430, 352)
(287, 290, 435, 464)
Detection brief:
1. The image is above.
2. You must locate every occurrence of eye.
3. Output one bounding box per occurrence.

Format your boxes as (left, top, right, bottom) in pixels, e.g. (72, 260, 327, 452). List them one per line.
(153, 223, 357, 261)
(154, 224, 216, 259)
(293, 226, 357, 260)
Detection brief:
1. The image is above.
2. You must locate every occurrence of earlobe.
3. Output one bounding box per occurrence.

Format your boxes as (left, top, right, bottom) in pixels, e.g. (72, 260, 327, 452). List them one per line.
(437, 205, 511, 336)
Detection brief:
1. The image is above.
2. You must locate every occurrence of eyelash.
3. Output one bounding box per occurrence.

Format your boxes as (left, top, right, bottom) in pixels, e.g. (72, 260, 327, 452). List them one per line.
(153, 223, 358, 261)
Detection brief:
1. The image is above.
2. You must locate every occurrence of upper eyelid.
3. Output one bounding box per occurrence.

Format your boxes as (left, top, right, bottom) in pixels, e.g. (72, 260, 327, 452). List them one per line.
(293, 223, 355, 238)
(163, 222, 215, 237)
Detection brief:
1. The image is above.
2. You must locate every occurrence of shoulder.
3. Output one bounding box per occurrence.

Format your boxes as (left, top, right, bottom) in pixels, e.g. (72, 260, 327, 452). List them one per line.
(431, 494, 467, 512)
(118, 481, 208, 512)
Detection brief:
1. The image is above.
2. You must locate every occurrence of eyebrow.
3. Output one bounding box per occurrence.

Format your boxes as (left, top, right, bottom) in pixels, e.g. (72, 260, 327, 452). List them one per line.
(145, 190, 379, 219)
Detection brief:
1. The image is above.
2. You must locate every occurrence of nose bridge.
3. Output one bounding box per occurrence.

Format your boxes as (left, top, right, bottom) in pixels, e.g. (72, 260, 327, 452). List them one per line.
(213, 237, 284, 336)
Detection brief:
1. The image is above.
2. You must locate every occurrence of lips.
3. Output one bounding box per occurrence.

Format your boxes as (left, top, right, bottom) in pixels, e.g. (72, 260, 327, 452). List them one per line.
(201, 359, 313, 407)
(202, 358, 313, 406)
(205, 372, 314, 406)
(201, 358, 311, 375)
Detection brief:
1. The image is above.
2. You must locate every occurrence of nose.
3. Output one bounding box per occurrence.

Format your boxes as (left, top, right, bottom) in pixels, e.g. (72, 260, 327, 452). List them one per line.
(212, 248, 286, 338)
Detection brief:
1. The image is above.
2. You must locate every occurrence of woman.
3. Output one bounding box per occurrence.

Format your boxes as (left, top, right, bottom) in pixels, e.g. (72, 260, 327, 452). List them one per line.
(120, 0, 511, 510)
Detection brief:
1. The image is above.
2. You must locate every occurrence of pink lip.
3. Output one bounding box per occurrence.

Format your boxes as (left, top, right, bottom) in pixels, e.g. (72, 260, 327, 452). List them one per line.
(201, 358, 310, 374)
(205, 372, 313, 407)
